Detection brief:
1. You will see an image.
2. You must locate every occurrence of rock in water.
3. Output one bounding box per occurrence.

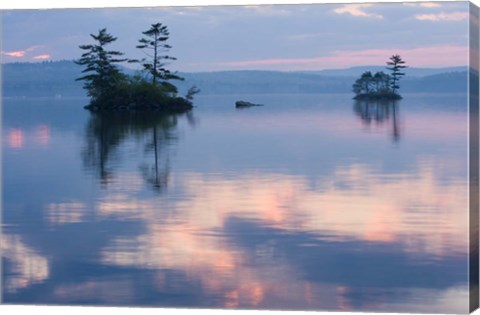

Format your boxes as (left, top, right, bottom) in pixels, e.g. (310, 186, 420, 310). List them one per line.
(235, 100, 263, 108)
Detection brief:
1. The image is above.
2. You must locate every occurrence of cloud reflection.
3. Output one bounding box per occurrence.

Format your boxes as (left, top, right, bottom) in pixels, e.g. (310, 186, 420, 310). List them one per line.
(97, 158, 467, 309)
(5, 125, 52, 149)
(175, 163, 467, 256)
(53, 278, 136, 305)
(1, 234, 50, 293)
(34, 124, 51, 146)
(45, 201, 86, 225)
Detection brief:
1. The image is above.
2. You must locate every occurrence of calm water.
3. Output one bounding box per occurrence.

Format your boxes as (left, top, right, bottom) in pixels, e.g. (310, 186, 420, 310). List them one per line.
(1, 93, 470, 313)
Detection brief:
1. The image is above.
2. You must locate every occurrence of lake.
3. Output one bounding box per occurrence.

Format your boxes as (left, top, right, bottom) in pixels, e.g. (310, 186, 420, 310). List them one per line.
(1, 93, 470, 313)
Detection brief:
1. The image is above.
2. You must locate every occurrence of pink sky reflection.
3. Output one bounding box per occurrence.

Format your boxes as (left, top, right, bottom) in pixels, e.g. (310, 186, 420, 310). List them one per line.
(8, 128, 24, 149)
(5, 125, 51, 149)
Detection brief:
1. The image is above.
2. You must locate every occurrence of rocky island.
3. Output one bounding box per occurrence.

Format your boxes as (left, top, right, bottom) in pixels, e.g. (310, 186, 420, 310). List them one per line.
(353, 55, 407, 100)
(76, 24, 198, 113)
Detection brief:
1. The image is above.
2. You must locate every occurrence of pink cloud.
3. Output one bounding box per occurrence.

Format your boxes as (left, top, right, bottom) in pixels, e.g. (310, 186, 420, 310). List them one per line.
(333, 4, 383, 19)
(33, 54, 51, 60)
(1, 45, 45, 59)
(1, 50, 26, 57)
(404, 2, 442, 8)
(415, 12, 469, 21)
(218, 45, 468, 70)
(25, 45, 42, 52)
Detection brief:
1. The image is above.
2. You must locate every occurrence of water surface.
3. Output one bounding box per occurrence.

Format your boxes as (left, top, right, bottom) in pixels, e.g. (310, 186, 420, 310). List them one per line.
(2, 93, 470, 313)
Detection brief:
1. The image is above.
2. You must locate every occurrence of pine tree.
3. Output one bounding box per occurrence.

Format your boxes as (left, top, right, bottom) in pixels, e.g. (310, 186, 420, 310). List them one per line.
(386, 55, 407, 94)
(133, 23, 183, 91)
(75, 28, 127, 101)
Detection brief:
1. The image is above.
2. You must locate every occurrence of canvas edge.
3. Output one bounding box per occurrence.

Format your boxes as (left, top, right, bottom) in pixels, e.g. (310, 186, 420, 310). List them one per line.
(0, 8, 4, 307)
(469, 1, 480, 313)
(0, 1, 477, 314)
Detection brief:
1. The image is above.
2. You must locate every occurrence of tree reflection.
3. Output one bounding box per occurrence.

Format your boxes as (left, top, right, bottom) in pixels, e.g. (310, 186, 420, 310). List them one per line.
(354, 100, 401, 142)
(82, 111, 182, 191)
(139, 122, 174, 193)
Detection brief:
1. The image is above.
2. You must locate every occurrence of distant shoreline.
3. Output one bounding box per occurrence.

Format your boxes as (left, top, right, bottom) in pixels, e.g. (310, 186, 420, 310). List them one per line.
(2, 61, 469, 98)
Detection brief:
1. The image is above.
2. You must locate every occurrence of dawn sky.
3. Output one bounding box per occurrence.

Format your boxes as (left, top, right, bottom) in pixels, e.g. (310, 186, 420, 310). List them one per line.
(0, 1, 471, 71)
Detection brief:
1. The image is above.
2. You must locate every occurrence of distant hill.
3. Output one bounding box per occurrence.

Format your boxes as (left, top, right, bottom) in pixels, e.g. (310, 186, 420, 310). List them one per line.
(176, 71, 354, 94)
(402, 71, 468, 93)
(307, 66, 467, 78)
(2, 60, 85, 97)
(1, 61, 468, 97)
(176, 70, 467, 95)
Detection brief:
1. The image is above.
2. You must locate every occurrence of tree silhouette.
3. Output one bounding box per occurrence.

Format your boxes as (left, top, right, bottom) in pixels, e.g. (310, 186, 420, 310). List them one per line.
(361, 71, 374, 93)
(386, 55, 407, 94)
(133, 23, 183, 92)
(185, 86, 200, 102)
(352, 71, 391, 97)
(352, 55, 405, 100)
(75, 28, 127, 101)
(75, 25, 194, 112)
(374, 71, 391, 92)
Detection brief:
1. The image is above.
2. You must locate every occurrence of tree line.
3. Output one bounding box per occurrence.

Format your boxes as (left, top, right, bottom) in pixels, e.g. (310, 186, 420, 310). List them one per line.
(75, 23, 198, 112)
(353, 55, 407, 100)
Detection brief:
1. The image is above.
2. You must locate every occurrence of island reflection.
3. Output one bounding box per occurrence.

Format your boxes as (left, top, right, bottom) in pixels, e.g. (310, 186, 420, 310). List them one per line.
(82, 111, 184, 192)
(354, 100, 401, 142)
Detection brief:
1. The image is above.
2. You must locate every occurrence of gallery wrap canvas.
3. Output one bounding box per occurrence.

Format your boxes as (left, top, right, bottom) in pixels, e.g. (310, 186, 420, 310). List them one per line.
(0, 1, 479, 314)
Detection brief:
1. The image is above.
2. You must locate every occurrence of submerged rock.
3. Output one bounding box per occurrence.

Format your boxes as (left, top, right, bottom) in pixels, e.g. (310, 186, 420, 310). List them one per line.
(235, 100, 263, 108)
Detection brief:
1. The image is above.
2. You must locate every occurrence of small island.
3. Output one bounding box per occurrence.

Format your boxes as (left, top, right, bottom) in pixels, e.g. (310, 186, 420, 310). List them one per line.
(75, 24, 198, 113)
(352, 55, 407, 100)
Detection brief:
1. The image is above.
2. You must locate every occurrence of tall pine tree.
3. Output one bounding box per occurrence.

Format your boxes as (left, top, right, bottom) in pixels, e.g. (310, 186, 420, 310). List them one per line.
(133, 23, 183, 92)
(386, 55, 407, 94)
(75, 28, 127, 101)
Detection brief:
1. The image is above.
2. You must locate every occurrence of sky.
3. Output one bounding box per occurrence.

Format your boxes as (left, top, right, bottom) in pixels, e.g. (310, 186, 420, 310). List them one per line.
(0, 1, 473, 71)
